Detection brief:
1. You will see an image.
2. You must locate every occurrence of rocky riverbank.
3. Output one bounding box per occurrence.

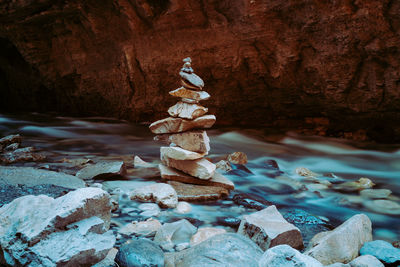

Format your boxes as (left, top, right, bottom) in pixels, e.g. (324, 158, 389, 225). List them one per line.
(1, 129, 400, 266)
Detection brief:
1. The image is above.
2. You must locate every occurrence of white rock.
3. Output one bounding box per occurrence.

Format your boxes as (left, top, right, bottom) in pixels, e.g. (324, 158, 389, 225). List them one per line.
(92, 248, 118, 267)
(161, 155, 216, 180)
(179, 72, 204, 89)
(138, 203, 161, 217)
(76, 161, 126, 180)
(259, 245, 323, 267)
(174, 201, 192, 214)
(133, 155, 155, 168)
(349, 255, 384, 267)
(149, 115, 216, 134)
(154, 219, 197, 251)
(238, 205, 303, 251)
(0, 188, 114, 267)
(190, 227, 226, 246)
(305, 214, 372, 265)
(168, 101, 208, 119)
(161, 146, 206, 160)
(156, 130, 210, 153)
(118, 218, 162, 237)
(169, 87, 210, 101)
(216, 159, 232, 172)
(130, 183, 178, 208)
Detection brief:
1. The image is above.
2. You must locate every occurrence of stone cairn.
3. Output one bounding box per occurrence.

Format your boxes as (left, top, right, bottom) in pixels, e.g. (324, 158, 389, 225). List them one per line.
(149, 58, 234, 191)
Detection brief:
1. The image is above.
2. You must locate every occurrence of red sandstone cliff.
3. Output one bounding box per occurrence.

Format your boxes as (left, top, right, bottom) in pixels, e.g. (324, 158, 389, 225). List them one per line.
(0, 0, 399, 141)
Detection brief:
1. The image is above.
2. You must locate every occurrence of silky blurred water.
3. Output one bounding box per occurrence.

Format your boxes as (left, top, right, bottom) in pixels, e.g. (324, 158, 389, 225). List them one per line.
(1, 112, 399, 243)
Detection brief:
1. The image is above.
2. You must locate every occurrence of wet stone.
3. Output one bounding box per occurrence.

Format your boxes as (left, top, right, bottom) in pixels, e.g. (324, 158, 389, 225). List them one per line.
(364, 199, 400, 215)
(115, 239, 164, 267)
(360, 240, 400, 265)
(0, 134, 21, 147)
(168, 181, 229, 202)
(216, 217, 241, 229)
(360, 188, 392, 199)
(76, 161, 126, 180)
(233, 193, 271, 210)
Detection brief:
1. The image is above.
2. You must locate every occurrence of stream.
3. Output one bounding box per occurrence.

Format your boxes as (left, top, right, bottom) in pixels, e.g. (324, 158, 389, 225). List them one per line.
(1, 112, 399, 245)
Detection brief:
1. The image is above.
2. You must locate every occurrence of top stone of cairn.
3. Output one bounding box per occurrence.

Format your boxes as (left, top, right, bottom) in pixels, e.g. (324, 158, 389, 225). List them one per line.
(179, 57, 204, 90)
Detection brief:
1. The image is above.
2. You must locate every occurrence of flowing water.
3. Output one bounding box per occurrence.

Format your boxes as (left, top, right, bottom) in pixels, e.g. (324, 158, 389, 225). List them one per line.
(1, 112, 400, 244)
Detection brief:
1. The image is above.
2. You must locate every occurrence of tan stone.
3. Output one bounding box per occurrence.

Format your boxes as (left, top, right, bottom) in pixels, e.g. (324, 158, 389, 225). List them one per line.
(238, 205, 304, 251)
(161, 155, 215, 180)
(149, 115, 216, 134)
(168, 101, 208, 119)
(159, 164, 234, 190)
(190, 227, 227, 246)
(160, 146, 206, 160)
(169, 87, 210, 101)
(168, 181, 229, 202)
(154, 130, 210, 153)
(227, 152, 248, 165)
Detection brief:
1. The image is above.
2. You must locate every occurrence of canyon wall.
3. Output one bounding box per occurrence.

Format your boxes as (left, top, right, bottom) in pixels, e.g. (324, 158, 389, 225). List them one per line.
(0, 0, 399, 141)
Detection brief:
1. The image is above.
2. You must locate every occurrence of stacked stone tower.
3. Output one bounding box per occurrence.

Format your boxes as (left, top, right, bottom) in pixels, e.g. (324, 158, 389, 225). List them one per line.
(150, 58, 234, 190)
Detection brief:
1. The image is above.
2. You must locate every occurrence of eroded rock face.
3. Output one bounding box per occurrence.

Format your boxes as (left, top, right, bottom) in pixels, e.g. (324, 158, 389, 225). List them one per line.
(1, 1, 399, 141)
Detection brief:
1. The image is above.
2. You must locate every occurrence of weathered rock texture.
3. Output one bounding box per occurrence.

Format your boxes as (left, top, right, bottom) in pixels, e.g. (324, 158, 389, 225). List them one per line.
(1, 1, 400, 141)
(0, 187, 115, 266)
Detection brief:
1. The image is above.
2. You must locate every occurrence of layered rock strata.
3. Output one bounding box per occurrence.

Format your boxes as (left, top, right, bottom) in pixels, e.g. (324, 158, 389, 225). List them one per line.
(150, 58, 234, 192)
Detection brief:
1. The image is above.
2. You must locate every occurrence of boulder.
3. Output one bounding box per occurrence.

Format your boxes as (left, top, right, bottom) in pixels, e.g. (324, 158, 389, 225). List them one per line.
(0, 147, 45, 164)
(149, 115, 216, 134)
(238, 205, 303, 251)
(166, 233, 263, 267)
(160, 146, 205, 160)
(349, 255, 384, 267)
(305, 214, 372, 265)
(169, 87, 210, 101)
(227, 152, 248, 165)
(161, 155, 215, 180)
(115, 239, 164, 267)
(154, 219, 197, 251)
(159, 164, 234, 190)
(190, 227, 227, 246)
(155, 130, 210, 153)
(130, 183, 178, 208)
(0, 166, 85, 189)
(259, 245, 323, 267)
(359, 240, 400, 265)
(0, 187, 115, 266)
(118, 218, 162, 237)
(76, 161, 126, 180)
(168, 180, 229, 202)
(168, 101, 208, 119)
